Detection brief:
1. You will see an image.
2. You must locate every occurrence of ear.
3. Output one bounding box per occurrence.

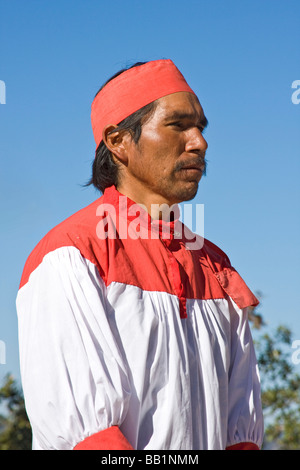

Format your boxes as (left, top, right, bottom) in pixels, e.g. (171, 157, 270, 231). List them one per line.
(102, 124, 132, 165)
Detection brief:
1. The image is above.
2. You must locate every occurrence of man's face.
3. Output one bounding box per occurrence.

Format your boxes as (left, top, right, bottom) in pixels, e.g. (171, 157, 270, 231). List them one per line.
(121, 91, 208, 208)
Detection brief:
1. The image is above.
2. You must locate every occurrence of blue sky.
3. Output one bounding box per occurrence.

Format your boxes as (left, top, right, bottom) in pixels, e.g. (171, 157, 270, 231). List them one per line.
(0, 0, 299, 384)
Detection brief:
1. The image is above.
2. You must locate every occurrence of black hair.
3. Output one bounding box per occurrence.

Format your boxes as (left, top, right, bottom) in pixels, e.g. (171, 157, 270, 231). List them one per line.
(86, 62, 157, 193)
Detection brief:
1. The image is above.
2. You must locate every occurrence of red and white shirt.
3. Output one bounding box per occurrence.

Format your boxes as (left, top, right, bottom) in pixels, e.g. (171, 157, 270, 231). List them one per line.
(17, 185, 264, 450)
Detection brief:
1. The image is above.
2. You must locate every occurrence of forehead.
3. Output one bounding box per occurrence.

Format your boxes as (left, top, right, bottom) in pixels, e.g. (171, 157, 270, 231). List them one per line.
(153, 91, 204, 120)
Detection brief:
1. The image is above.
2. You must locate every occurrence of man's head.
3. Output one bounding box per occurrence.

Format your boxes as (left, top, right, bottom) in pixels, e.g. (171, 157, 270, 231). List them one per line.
(88, 60, 208, 209)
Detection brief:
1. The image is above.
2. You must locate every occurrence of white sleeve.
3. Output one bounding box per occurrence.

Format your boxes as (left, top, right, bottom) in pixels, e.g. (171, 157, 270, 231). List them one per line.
(226, 303, 264, 449)
(16, 246, 131, 450)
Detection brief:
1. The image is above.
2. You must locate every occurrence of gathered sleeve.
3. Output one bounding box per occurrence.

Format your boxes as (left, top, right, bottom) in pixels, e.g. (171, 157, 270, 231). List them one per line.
(17, 246, 133, 450)
(226, 302, 264, 450)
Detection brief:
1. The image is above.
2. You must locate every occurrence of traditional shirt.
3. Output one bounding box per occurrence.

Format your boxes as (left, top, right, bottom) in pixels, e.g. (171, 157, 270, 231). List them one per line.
(17, 185, 264, 450)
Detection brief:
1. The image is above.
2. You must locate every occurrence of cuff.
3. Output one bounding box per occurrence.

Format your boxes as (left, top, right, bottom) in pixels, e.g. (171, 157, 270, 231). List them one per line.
(74, 426, 134, 450)
(226, 442, 260, 450)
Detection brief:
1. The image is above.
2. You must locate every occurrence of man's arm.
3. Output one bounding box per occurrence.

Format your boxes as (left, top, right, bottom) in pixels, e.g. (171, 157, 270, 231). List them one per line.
(226, 302, 264, 450)
(17, 246, 133, 450)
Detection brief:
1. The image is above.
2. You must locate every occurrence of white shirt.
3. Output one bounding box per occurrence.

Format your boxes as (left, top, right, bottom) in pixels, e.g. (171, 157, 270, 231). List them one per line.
(17, 185, 264, 450)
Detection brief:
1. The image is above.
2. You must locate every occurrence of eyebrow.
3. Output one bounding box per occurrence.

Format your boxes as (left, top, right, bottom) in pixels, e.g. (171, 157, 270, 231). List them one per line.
(164, 111, 209, 129)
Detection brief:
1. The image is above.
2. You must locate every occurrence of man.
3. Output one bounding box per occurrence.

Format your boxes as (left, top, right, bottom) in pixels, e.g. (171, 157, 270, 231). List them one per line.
(17, 59, 264, 450)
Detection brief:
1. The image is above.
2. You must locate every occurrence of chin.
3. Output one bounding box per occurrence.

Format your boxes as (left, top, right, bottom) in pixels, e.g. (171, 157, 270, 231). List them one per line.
(172, 182, 199, 204)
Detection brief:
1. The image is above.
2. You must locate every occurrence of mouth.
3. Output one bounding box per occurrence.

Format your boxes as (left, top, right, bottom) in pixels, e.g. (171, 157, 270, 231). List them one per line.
(176, 156, 206, 175)
(176, 167, 204, 185)
(177, 162, 206, 177)
(180, 166, 203, 172)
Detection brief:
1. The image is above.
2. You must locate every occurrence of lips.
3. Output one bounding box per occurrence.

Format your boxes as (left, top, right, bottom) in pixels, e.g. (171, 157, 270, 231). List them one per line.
(181, 165, 203, 171)
(178, 160, 206, 173)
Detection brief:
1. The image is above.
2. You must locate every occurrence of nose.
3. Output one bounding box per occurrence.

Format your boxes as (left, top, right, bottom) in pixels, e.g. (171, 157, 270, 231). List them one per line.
(185, 127, 208, 153)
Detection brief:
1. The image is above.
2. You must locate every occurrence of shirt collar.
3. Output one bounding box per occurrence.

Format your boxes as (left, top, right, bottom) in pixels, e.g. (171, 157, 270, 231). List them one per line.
(102, 185, 181, 242)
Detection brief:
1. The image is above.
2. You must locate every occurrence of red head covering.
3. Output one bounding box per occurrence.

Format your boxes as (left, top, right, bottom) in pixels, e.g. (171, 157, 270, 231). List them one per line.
(91, 59, 195, 149)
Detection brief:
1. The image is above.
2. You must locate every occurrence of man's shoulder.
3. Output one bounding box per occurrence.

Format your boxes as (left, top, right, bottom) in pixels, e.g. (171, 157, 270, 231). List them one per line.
(202, 238, 232, 269)
(19, 196, 104, 289)
(201, 238, 259, 309)
(180, 222, 231, 269)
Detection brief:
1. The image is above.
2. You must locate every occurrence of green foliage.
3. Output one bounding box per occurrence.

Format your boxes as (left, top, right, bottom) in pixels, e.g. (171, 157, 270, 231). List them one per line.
(250, 305, 300, 450)
(0, 374, 32, 450)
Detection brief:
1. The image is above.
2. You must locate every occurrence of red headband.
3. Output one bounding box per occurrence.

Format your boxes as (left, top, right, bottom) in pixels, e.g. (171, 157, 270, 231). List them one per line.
(91, 59, 195, 149)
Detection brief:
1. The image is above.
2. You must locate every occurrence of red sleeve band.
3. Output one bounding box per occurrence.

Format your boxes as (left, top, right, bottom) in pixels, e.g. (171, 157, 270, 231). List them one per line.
(74, 428, 259, 450)
(74, 426, 133, 450)
(226, 442, 259, 450)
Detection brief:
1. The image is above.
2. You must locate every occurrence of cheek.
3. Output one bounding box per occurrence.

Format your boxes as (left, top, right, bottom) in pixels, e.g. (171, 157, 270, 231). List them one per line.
(134, 132, 183, 179)
(152, 154, 176, 180)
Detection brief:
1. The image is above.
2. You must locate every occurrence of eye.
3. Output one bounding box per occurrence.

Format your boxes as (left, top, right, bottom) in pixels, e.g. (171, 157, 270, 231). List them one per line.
(169, 121, 185, 129)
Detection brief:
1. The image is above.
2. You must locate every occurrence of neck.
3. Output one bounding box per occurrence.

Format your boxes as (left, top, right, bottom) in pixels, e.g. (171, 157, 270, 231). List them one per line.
(116, 182, 179, 222)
